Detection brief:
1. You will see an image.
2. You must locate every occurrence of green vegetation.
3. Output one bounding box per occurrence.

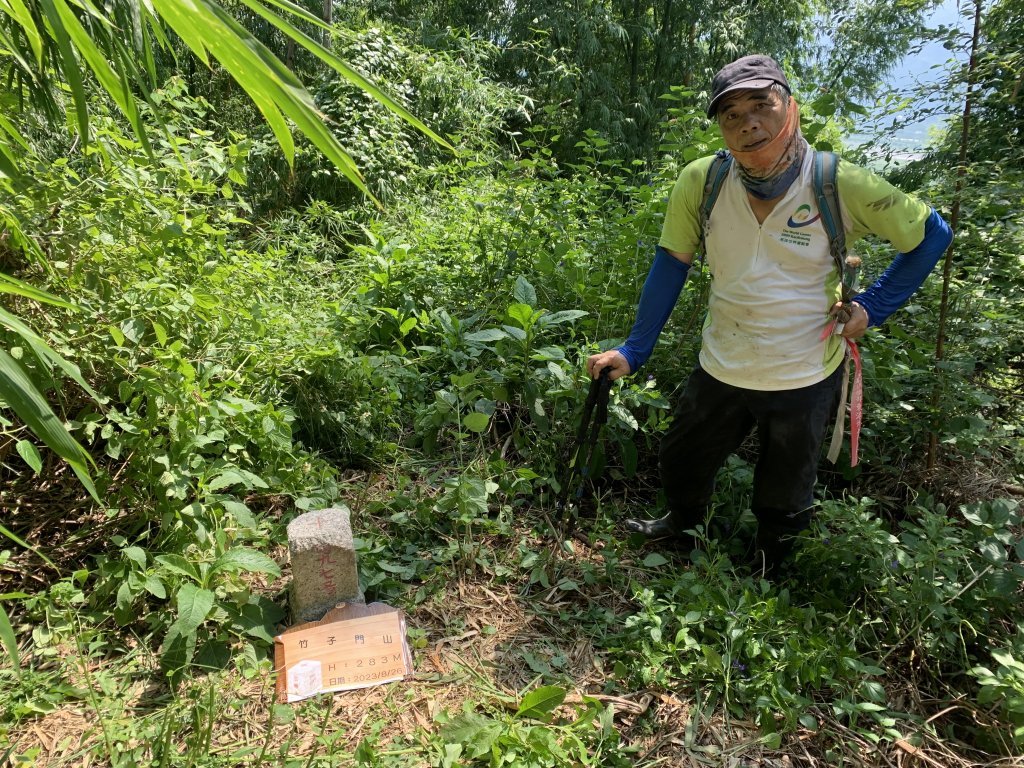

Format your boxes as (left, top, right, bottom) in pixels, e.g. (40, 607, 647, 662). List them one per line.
(1, 0, 1022, 765)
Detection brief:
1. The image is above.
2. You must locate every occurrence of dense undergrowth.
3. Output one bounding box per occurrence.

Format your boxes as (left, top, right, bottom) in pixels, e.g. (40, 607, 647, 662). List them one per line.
(2, 18, 1024, 768)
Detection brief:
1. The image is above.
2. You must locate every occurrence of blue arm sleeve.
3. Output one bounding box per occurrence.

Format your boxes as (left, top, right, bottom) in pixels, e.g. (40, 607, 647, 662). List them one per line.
(616, 246, 690, 371)
(854, 208, 953, 327)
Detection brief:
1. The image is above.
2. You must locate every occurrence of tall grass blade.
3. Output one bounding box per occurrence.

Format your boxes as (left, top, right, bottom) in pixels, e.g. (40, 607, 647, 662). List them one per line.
(0, 603, 21, 677)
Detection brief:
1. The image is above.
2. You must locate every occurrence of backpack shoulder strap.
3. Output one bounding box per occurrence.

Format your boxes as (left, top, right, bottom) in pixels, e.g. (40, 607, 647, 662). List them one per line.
(813, 151, 854, 299)
(698, 150, 731, 259)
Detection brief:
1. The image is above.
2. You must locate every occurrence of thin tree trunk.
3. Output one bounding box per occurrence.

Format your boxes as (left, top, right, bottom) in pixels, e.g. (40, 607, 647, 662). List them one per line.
(323, 0, 333, 48)
(627, 0, 643, 104)
(927, 0, 984, 472)
(652, 0, 674, 91)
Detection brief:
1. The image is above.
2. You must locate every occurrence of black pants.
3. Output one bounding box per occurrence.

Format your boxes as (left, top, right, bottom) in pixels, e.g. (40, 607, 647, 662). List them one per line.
(659, 364, 843, 542)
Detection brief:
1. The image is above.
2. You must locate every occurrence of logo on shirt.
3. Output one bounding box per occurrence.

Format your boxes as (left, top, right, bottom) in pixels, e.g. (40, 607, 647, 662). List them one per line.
(786, 204, 821, 228)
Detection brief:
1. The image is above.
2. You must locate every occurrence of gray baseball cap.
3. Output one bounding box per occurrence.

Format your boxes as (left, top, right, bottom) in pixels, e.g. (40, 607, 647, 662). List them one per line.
(707, 55, 791, 117)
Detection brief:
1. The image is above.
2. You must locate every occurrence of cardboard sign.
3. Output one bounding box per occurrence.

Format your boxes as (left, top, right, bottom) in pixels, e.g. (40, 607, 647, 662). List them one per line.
(274, 602, 413, 703)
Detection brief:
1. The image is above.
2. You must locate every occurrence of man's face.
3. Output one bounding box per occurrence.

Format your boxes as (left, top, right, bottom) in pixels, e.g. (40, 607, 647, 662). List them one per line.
(716, 87, 788, 150)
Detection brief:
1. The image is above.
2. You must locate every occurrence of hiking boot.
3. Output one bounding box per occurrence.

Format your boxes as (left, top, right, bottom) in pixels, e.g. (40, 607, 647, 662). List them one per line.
(624, 511, 688, 539)
(748, 531, 798, 578)
(748, 508, 812, 578)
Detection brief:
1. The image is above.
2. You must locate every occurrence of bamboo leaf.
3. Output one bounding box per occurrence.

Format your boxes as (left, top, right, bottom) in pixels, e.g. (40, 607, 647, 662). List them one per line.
(235, 0, 453, 150)
(149, 0, 210, 66)
(150, 0, 374, 203)
(0, 113, 31, 152)
(50, 0, 155, 153)
(38, 0, 91, 143)
(0, 307, 101, 400)
(0, 604, 20, 678)
(0, 348, 98, 501)
(0, 0, 45, 67)
(202, 1, 370, 191)
(0, 213, 46, 266)
(0, 273, 76, 308)
(0, 520, 57, 568)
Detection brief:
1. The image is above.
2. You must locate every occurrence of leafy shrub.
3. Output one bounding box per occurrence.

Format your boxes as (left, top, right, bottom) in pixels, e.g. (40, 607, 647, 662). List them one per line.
(247, 22, 528, 211)
(3, 93, 356, 680)
(970, 640, 1024, 751)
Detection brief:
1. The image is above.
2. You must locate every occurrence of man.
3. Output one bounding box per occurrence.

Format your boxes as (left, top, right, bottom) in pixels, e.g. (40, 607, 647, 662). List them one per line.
(586, 54, 952, 571)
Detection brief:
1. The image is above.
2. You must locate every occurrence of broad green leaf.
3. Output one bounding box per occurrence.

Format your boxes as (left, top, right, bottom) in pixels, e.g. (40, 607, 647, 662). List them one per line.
(506, 303, 535, 329)
(525, 727, 566, 761)
(642, 553, 669, 568)
(14, 440, 41, 473)
(144, 575, 167, 599)
(453, 476, 489, 519)
(440, 743, 462, 768)
(228, 597, 284, 644)
(152, 321, 168, 346)
(161, 583, 214, 674)
(529, 346, 566, 361)
(221, 500, 257, 528)
(501, 325, 527, 341)
(462, 412, 489, 433)
(119, 317, 146, 344)
(441, 713, 503, 759)
(513, 276, 537, 306)
(516, 685, 566, 720)
(172, 583, 215, 633)
(609, 403, 639, 431)
(0, 348, 98, 502)
(212, 468, 268, 491)
(155, 554, 201, 581)
(463, 329, 508, 343)
(211, 548, 281, 578)
(702, 645, 722, 669)
(115, 580, 133, 616)
(539, 310, 588, 326)
(206, 470, 246, 491)
(123, 546, 148, 568)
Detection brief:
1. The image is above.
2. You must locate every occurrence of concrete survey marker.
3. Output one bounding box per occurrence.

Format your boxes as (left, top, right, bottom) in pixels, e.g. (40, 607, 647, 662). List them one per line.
(287, 506, 363, 622)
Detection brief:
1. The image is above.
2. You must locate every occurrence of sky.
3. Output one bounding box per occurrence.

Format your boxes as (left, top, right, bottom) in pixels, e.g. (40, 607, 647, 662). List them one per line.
(851, 0, 971, 151)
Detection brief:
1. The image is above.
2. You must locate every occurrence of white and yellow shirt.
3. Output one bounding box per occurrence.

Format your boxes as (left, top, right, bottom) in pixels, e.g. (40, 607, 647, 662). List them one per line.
(659, 149, 930, 390)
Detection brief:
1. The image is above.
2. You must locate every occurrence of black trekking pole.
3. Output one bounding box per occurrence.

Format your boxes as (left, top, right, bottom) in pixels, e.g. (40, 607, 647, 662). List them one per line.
(554, 366, 613, 540)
